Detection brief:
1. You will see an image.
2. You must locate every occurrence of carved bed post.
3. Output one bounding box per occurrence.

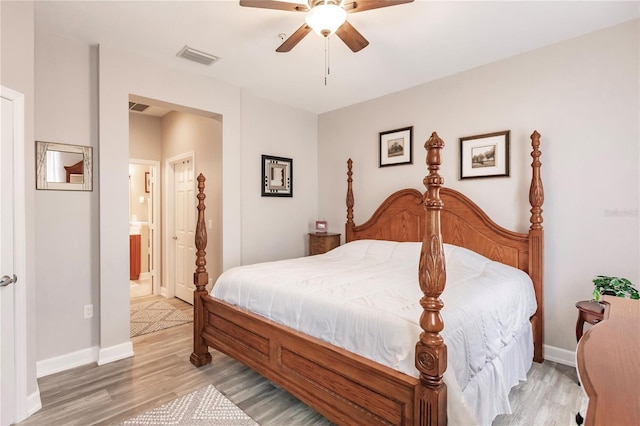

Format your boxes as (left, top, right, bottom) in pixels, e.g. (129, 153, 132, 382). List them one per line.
(528, 131, 545, 362)
(345, 158, 355, 242)
(415, 133, 447, 425)
(190, 173, 213, 367)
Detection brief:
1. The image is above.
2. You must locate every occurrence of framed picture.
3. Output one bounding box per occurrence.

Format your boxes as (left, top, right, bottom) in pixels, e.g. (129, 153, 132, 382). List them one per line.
(144, 171, 151, 193)
(459, 130, 510, 179)
(261, 154, 293, 197)
(315, 220, 327, 233)
(379, 126, 413, 167)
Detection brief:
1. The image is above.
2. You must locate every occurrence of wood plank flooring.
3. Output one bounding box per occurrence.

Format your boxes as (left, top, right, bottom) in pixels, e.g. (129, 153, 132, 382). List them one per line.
(19, 296, 585, 426)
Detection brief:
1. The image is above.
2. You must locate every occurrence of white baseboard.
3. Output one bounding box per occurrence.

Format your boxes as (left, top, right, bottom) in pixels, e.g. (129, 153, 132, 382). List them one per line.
(97, 341, 134, 366)
(37, 346, 99, 378)
(139, 271, 151, 280)
(27, 386, 42, 417)
(37, 341, 135, 377)
(544, 344, 576, 367)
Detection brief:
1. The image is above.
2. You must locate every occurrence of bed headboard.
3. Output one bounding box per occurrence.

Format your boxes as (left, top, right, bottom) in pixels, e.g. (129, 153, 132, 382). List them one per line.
(345, 184, 529, 272)
(345, 187, 425, 243)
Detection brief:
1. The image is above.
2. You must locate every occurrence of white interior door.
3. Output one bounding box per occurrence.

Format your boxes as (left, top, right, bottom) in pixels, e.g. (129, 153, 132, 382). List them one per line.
(147, 165, 157, 292)
(0, 92, 17, 425)
(173, 158, 195, 304)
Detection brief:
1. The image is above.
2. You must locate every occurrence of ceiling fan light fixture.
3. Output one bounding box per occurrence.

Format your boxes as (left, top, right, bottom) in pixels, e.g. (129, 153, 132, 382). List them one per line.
(305, 2, 347, 37)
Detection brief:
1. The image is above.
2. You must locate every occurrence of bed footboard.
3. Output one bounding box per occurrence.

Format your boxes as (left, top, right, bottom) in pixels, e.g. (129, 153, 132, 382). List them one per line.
(200, 295, 420, 425)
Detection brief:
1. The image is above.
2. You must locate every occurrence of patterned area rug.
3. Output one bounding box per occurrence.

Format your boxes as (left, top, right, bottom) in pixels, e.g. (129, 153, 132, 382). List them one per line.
(121, 385, 258, 425)
(130, 300, 193, 338)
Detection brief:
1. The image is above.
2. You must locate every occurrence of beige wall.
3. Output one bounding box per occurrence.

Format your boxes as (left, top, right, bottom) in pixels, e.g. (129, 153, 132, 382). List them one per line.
(240, 94, 319, 264)
(34, 32, 100, 365)
(318, 19, 640, 359)
(129, 113, 162, 161)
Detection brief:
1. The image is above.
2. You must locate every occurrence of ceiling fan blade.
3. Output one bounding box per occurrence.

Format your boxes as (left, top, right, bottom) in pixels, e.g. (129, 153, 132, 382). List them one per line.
(343, 0, 413, 13)
(276, 24, 312, 52)
(239, 0, 308, 12)
(335, 21, 369, 52)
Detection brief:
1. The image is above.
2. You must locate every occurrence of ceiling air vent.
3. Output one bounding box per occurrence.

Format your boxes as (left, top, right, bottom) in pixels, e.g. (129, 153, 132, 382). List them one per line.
(177, 45, 219, 66)
(129, 102, 149, 112)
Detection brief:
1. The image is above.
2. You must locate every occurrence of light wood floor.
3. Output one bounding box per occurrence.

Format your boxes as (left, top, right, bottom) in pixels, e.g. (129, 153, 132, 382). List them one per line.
(19, 296, 585, 426)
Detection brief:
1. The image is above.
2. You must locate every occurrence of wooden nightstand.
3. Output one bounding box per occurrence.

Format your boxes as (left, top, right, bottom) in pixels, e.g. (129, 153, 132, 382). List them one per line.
(575, 300, 605, 342)
(308, 232, 340, 256)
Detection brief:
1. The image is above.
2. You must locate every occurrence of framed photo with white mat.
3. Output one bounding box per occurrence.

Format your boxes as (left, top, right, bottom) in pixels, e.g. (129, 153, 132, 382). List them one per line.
(459, 130, 510, 179)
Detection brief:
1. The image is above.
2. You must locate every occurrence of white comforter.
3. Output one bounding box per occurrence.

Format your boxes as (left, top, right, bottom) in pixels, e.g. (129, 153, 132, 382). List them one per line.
(212, 240, 537, 425)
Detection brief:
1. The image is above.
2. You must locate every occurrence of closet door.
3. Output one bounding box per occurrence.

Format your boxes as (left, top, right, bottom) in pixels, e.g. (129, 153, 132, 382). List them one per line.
(173, 158, 195, 304)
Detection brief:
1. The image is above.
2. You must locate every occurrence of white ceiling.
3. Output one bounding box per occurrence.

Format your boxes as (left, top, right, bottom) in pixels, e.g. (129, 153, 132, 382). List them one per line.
(35, 1, 639, 114)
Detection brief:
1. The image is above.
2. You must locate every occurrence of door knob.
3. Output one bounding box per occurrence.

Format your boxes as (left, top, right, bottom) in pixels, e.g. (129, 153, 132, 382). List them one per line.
(0, 274, 17, 287)
(173, 236, 178, 240)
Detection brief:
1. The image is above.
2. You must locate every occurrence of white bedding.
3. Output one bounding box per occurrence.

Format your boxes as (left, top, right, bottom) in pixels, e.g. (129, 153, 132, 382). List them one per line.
(212, 240, 537, 425)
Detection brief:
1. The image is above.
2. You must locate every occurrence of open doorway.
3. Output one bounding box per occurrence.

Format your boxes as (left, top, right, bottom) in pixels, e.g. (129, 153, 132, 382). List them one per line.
(128, 161, 159, 298)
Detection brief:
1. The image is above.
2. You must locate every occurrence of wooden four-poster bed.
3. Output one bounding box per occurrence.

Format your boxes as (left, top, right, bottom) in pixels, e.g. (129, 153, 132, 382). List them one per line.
(189, 131, 544, 425)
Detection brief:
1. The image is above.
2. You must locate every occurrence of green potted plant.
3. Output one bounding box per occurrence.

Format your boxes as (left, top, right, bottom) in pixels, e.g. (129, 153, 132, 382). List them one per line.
(592, 275, 640, 301)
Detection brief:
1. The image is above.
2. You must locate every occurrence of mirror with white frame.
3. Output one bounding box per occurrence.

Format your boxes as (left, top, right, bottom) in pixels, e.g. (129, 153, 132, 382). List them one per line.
(36, 141, 93, 191)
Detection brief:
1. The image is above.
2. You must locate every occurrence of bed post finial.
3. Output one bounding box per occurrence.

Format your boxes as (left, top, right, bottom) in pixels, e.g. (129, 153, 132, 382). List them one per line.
(194, 173, 208, 288)
(346, 158, 355, 241)
(415, 132, 447, 425)
(190, 173, 212, 367)
(529, 131, 544, 230)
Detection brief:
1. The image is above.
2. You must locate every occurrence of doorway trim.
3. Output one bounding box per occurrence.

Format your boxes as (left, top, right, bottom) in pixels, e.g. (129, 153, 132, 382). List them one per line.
(1, 86, 35, 421)
(129, 159, 161, 295)
(163, 151, 196, 299)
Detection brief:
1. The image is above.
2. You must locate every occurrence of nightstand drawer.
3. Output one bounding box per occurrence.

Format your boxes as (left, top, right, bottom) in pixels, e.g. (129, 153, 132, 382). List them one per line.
(308, 232, 340, 256)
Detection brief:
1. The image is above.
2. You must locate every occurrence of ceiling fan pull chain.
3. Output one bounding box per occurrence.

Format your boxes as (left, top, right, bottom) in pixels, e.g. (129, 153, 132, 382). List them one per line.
(324, 36, 329, 86)
(328, 36, 331, 77)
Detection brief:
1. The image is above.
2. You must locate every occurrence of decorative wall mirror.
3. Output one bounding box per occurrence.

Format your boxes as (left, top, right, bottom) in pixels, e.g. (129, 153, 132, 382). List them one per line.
(36, 141, 93, 191)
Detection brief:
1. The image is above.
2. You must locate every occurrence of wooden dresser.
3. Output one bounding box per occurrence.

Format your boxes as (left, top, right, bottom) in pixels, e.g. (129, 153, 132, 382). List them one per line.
(308, 232, 340, 255)
(576, 296, 640, 425)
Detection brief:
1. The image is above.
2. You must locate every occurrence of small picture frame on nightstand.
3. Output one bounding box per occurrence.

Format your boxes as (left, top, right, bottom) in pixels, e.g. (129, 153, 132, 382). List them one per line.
(315, 220, 327, 233)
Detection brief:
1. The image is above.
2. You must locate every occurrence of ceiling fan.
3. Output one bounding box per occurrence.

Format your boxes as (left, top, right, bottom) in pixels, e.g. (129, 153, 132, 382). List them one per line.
(239, 0, 414, 53)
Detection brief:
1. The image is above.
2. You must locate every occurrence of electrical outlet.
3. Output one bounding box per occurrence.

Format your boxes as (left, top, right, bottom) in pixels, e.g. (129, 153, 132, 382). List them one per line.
(84, 304, 93, 319)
